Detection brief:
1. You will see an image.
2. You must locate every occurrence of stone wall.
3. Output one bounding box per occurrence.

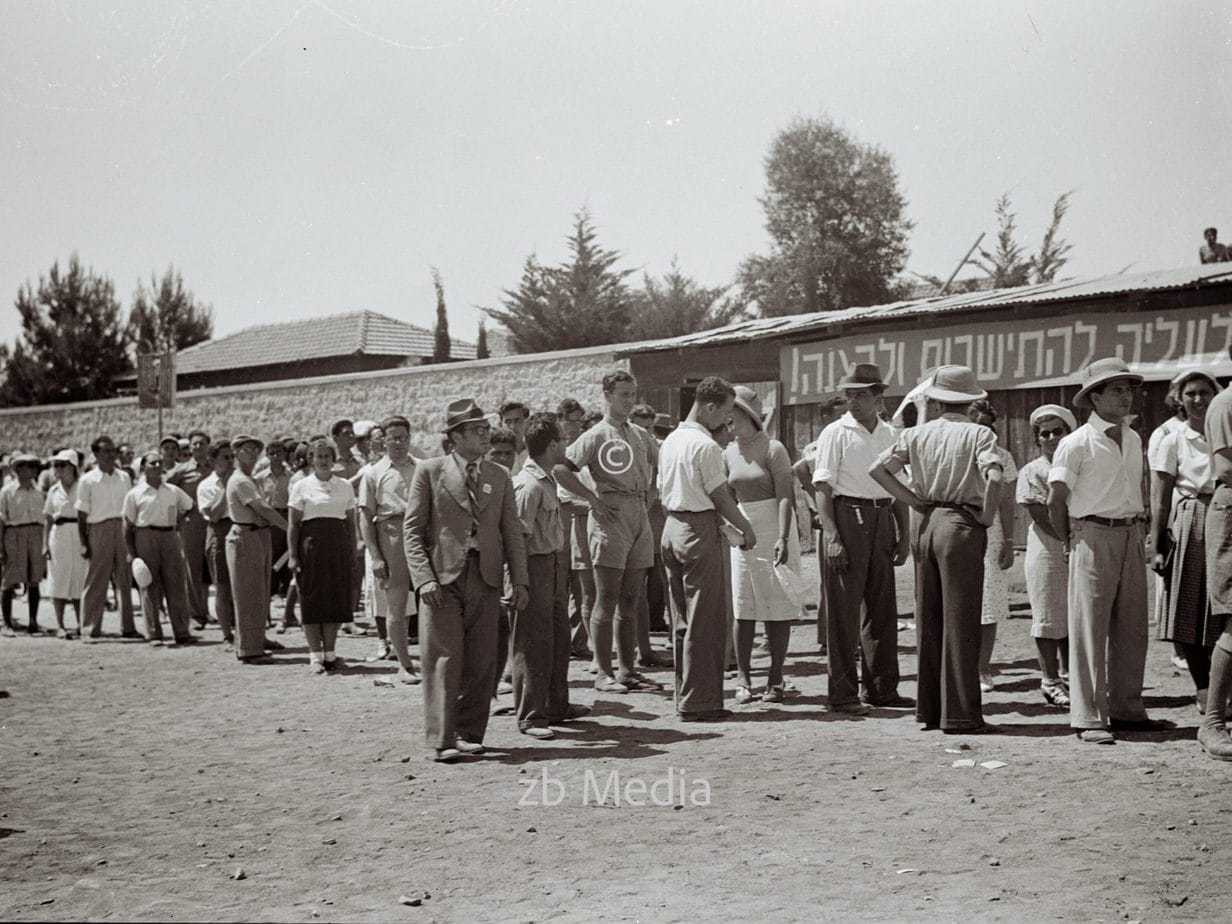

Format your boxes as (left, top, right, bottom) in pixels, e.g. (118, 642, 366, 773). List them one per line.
(0, 346, 626, 458)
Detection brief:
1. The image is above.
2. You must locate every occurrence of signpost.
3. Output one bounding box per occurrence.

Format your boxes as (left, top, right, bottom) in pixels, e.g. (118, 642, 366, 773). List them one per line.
(136, 350, 176, 439)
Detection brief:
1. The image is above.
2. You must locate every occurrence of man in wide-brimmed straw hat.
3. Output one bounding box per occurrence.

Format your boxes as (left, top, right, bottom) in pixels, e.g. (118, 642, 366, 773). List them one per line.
(869, 364, 1008, 735)
(813, 363, 913, 713)
(404, 398, 529, 763)
(1047, 356, 1160, 745)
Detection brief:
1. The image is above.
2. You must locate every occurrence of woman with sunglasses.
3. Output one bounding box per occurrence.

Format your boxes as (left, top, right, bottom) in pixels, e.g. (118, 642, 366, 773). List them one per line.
(1151, 371, 1221, 713)
(1016, 405, 1076, 707)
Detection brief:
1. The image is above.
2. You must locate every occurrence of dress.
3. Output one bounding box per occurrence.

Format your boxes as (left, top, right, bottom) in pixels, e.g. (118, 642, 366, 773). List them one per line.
(1015, 455, 1068, 639)
(44, 481, 87, 600)
(1153, 425, 1219, 646)
(288, 475, 356, 625)
(724, 436, 801, 622)
(980, 445, 1017, 625)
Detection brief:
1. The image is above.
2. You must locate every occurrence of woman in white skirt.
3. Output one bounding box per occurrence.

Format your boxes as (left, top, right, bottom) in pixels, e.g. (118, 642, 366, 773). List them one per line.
(967, 400, 1017, 691)
(1016, 405, 1075, 707)
(725, 386, 800, 703)
(42, 449, 87, 638)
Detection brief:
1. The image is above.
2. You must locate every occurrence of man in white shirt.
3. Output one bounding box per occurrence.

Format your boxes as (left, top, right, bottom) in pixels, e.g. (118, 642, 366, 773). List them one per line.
(658, 376, 755, 721)
(1048, 357, 1158, 744)
(198, 440, 237, 645)
(813, 363, 911, 711)
(124, 452, 195, 644)
(76, 435, 137, 640)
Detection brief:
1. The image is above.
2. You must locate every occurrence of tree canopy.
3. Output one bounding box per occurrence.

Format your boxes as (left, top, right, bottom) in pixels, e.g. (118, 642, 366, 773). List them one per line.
(431, 267, 451, 363)
(737, 116, 913, 317)
(485, 210, 637, 353)
(968, 191, 1074, 287)
(0, 254, 131, 406)
(127, 266, 213, 355)
(629, 259, 745, 340)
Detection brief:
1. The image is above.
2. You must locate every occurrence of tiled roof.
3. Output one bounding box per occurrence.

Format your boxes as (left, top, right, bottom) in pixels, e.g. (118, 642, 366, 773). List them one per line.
(174, 310, 477, 375)
(622, 264, 1232, 354)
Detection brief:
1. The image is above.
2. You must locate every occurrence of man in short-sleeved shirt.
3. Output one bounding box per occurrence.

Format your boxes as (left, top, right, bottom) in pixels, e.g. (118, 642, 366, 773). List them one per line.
(1200, 378, 1232, 758)
(658, 376, 755, 720)
(1046, 357, 1153, 743)
(869, 365, 1004, 734)
(124, 453, 195, 643)
(555, 371, 661, 694)
(76, 436, 137, 639)
(813, 363, 911, 710)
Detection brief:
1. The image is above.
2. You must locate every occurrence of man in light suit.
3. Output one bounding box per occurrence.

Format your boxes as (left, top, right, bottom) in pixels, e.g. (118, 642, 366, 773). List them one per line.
(404, 398, 530, 763)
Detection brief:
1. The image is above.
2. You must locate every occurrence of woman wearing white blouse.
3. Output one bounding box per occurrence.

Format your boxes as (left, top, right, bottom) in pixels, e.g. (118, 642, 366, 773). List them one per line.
(287, 439, 359, 674)
(1151, 370, 1221, 711)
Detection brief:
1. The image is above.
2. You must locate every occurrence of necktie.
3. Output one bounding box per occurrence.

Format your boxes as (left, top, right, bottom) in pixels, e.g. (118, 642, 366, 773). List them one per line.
(465, 461, 480, 538)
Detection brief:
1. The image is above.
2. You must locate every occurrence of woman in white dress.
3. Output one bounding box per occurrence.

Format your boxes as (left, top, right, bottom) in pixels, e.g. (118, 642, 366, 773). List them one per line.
(1016, 405, 1075, 707)
(967, 400, 1017, 691)
(42, 449, 87, 638)
(725, 386, 800, 703)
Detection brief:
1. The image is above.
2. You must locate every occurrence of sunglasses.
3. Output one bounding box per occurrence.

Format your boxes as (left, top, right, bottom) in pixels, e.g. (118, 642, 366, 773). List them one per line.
(1038, 427, 1068, 438)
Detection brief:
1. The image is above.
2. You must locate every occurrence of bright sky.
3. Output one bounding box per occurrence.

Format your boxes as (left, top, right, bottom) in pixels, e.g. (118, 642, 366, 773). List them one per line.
(2, 2, 1229, 348)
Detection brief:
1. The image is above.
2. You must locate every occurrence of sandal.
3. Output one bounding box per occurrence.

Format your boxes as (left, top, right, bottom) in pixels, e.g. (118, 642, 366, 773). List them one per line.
(1042, 682, 1070, 708)
(734, 685, 755, 705)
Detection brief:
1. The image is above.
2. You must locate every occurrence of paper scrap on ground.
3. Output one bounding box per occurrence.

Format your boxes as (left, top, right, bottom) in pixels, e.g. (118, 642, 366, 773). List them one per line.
(980, 760, 1007, 770)
(951, 759, 976, 768)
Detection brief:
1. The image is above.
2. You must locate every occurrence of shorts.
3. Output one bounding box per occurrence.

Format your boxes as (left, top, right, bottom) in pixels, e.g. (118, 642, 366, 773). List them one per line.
(1206, 486, 1232, 616)
(3, 523, 46, 589)
(588, 496, 653, 571)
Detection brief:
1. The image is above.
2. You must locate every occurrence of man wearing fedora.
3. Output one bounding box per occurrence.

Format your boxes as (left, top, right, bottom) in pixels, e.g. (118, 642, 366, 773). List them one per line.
(404, 398, 529, 763)
(814, 363, 912, 712)
(1047, 357, 1158, 745)
(870, 365, 1006, 734)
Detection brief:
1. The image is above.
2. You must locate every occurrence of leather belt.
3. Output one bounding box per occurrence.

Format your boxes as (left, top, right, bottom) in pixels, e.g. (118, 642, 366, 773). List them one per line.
(234, 523, 268, 530)
(1074, 514, 1141, 528)
(137, 525, 175, 532)
(835, 495, 893, 508)
(53, 517, 78, 526)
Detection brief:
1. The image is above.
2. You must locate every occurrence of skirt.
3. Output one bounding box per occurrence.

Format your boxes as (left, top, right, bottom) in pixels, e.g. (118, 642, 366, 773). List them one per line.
(730, 497, 801, 622)
(1024, 524, 1068, 639)
(48, 522, 88, 600)
(980, 516, 1009, 625)
(1160, 495, 1219, 646)
(296, 517, 353, 625)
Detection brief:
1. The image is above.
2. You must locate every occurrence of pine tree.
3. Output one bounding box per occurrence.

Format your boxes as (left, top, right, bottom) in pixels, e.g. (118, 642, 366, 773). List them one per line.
(630, 258, 745, 340)
(476, 320, 490, 359)
(0, 254, 131, 406)
(127, 265, 214, 355)
(431, 267, 451, 363)
(485, 210, 637, 352)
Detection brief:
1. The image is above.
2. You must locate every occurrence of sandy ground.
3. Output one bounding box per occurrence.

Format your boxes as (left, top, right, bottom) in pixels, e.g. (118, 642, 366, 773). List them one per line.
(2, 554, 1230, 922)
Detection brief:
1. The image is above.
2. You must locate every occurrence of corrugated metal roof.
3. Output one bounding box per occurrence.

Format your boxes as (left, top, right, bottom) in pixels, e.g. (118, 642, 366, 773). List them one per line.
(174, 310, 477, 375)
(623, 264, 1232, 355)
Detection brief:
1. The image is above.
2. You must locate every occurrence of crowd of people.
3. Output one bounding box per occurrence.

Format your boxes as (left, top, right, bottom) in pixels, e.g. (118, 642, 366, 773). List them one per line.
(3, 357, 1232, 763)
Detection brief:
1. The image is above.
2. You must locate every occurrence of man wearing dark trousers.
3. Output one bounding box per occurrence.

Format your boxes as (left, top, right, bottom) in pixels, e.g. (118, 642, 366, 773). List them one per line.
(657, 376, 755, 721)
(404, 398, 529, 763)
(870, 365, 1005, 735)
(813, 363, 911, 713)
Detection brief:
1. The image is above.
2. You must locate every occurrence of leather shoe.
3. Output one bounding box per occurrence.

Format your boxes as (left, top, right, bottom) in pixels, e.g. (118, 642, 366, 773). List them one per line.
(864, 694, 915, 709)
(1077, 728, 1115, 744)
(830, 701, 872, 716)
(520, 726, 555, 740)
(120, 630, 143, 640)
(432, 747, 461, 763)
(1197, 724, 1232, 761)
(455, 739, 485, 755)
(679, 709, 732, 722)
(943, 723, 1001, 735)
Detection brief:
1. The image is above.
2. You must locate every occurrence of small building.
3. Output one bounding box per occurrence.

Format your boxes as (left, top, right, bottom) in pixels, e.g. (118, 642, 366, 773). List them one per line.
(131, 310, 477, 391)
(622, 265, 1232, 541)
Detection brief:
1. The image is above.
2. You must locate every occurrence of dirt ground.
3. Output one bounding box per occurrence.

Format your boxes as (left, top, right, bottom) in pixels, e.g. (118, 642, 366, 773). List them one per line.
(2, 553, 1230, 922)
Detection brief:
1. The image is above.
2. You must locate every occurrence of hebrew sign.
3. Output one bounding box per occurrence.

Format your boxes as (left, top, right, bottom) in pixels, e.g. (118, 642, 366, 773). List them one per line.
(780, 303, 1232, 405)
